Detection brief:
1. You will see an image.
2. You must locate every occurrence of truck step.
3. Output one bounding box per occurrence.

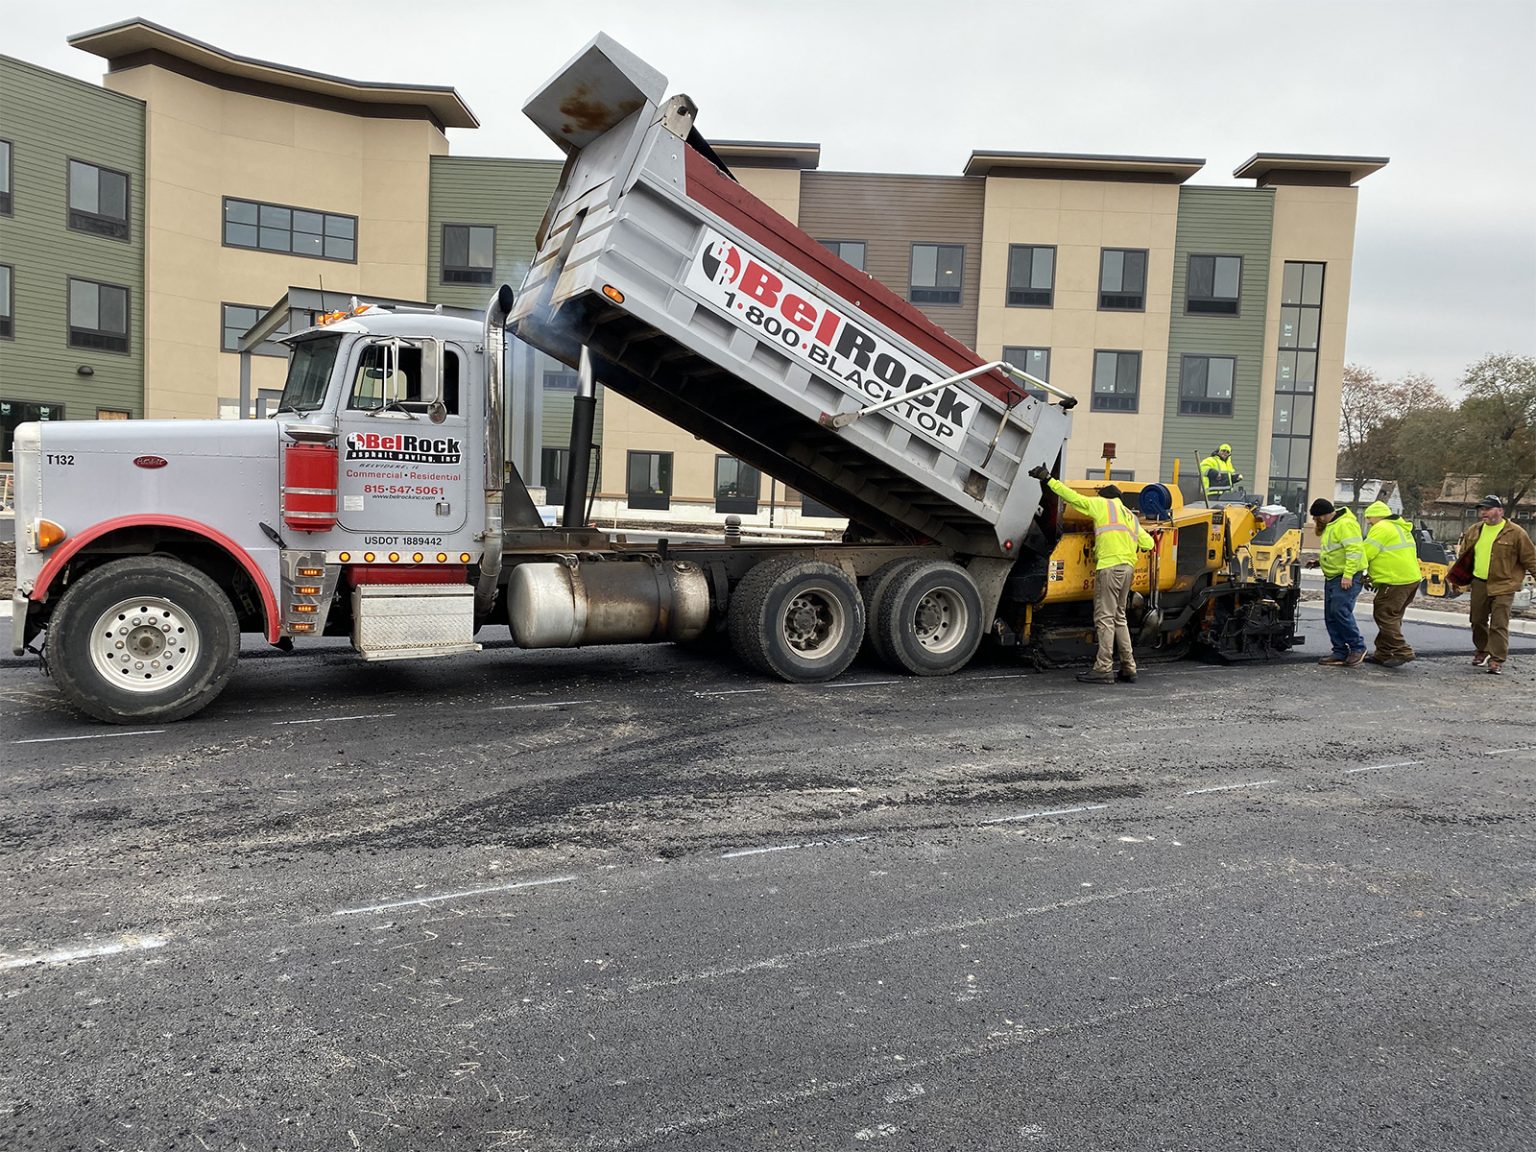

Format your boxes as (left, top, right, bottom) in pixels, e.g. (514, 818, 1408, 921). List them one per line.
(352, 583, 482, 662)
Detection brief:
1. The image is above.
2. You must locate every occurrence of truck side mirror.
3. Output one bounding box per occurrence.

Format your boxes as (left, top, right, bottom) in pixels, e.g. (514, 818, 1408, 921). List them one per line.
(422, 338, 446, 421)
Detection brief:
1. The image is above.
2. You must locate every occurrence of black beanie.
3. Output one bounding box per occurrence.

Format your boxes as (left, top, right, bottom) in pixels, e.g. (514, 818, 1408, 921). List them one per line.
(1099, 484, 1123, 499)
(1308, 498, 1334, 516)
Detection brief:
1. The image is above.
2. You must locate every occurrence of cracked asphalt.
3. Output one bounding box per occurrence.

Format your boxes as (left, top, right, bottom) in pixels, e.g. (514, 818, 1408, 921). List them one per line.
(0, 606, 1532, 1152)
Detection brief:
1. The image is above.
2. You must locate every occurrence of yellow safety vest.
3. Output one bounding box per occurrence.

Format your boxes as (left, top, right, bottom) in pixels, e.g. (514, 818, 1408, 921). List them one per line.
(1364, 517, 1420, 585)
(1318, 510, 1365, 578)
(1047, 478, 1154, 569)
(1200, 456, 1236, 493)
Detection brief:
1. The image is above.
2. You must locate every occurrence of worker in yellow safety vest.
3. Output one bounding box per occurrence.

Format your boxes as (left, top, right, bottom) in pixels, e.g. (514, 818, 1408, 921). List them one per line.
(1361, 500, 1421, 667)
(1199, 444, 1242, 497)
(1029, 465, 1155, 684)
(1308, 497, 1367, 666)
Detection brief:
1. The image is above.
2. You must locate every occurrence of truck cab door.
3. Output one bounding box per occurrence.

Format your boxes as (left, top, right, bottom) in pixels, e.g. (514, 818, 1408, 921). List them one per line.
(336, 338, 471, 534)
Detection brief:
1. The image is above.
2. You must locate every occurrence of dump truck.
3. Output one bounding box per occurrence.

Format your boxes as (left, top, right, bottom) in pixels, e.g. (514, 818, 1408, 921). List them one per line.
(8, 34, 1301, 725)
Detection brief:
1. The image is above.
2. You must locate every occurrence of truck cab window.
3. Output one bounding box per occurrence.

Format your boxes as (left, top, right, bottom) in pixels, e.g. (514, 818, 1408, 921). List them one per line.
(276, 334, 342, 412)
(349, 343, 460, 416)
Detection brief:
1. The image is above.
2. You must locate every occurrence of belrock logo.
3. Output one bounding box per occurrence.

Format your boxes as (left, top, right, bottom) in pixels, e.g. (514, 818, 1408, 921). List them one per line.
(685, 229, 977, 449)
(345, 432, 462, 465)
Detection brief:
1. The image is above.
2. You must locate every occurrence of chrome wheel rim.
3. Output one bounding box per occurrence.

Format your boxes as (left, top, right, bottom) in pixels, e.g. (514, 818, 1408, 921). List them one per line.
(89, 596, 202, 694)
(912, 587, 968, 655)
(781, 585, 848, 661)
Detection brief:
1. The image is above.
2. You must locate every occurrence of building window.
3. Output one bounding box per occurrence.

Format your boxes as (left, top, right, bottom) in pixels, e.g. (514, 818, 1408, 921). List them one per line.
(0, 140, 11, 215)
(0, 265, 12, 339)
(67, 159, 131, 241)
(1099, 248, 1147, 311)
(543, 369, 579, 392)
(223, 197, 356, 262)
(1091, 350, 1140, 412)
(442, 224, 495, 285)
(1006, 245, 1055, 307)
(2, 400, 64, 465)
(1186, 254, 1241, 315)
(1001, 346, 1050, 399)
(68, 278, 130, 354)
(1179, 355, 1236, 416)
(910, 243, 963, 304)
(541, 447, 570, 494)
(819, 240, 866, 271)
(715, 456, 761, 515)
(97, 408, 131, 419)
(626, 451, 673, 511)
(1269, 261, 1326, 511)
(220, 303, 290, 355)
(1085, 469, 1136, 482)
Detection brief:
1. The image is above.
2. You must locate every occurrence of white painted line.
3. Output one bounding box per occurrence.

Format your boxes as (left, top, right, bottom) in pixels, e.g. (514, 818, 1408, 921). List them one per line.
(721, 835, 872, 859)
(980, 803, 1109, 826)
(1346, 760, 1423, 775)
(819, 680, 901, 689)
(333, 874, 577, 916)
(11, 729, 165, 745)
(1183, 779, 1280, 795)
(490, 700, 593, 711)
(1, 934, 169, 969)
(1487, 747, 1533, 756)
(693, 688, 768, 698)
(272, 712, 395, 726)
(966, 673, 1037, 682)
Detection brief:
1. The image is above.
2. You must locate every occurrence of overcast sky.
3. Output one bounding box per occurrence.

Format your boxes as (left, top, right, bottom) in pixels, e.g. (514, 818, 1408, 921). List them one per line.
(10, 0, 1533, 393)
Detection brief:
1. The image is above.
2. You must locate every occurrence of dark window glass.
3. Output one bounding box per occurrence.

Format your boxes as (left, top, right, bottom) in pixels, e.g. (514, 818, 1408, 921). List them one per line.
(1091, 350, 1140, 412)
(1007, 244, 1055, 306)
(1187, 254, 1241, 314)
(68, 278, 130, 353)
(0, 139, 11, 214)
(910, 243, 963, 304)
(2, 400, 65, 464)
(1098, 248, 1147, 310)
(541, 447, 570, 493)
(67, 160, 131, 240)
(0, 264, 12, 339)
(543, 370, 579, 392)
(221, 304, 261, 353)
(1179, 355, 1236, 416)
(1001, 345, 1050, 399)
(715, 456, 761, 514)
(443, 224, 496, 284)
(277, 334, 342, 413)
(1272, 393, 1314, 436)
(819, 240, 866, 271)
(626, 451, 673, 510)
(223, 197, 357, 262)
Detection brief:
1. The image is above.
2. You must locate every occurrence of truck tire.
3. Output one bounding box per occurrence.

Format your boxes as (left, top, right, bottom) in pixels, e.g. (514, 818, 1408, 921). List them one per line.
(860, 558, 921, 665)
(874, 560, 984, 676)
(728, 558, 864, 682)
(46, 556, 241, 725)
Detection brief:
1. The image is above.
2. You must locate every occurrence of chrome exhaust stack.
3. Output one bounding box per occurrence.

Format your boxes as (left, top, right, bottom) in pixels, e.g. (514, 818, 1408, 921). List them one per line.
(477, 284, 515, 620)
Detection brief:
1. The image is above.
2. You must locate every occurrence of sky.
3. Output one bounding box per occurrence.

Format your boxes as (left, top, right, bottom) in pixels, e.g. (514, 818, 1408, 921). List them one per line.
(7, 0, 1533, 394)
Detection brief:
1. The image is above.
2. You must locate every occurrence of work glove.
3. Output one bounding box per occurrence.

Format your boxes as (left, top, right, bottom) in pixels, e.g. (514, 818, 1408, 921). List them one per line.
(1027, 465, 1050, 481)
(1233, 473, 1243, 483)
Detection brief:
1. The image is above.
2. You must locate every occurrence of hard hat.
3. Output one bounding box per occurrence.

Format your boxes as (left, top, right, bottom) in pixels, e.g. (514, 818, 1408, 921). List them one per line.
(1218, 444, 1232, 453)
(1363, 500, 1393, 519)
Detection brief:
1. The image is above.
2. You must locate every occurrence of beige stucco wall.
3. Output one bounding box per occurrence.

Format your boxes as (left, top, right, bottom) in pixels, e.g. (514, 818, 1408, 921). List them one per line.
(103, 66, 446, 418)
(1258, 184, 1359, 502)
(731, 167, 801, 225)
(976, 176, 1181, 481)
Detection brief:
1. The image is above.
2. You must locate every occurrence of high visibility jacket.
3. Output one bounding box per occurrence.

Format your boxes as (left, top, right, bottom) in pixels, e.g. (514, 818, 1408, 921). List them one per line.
(1200, 455, 1237, 493)
(1318, 508, 1366, 579)
(1047, 477, 1155, 569)
(1364, 515, 1420, 585)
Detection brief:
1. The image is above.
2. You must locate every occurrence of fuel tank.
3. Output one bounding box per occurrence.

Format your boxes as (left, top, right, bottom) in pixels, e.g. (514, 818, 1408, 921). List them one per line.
(507, 559, 711, 648)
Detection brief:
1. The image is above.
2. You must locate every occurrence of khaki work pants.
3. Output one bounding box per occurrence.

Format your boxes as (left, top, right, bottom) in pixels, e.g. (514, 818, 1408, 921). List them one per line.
(1092, 563, 1136, 675)
(1470, 578, 1514, 663)
(1370, 582, 1418, 661)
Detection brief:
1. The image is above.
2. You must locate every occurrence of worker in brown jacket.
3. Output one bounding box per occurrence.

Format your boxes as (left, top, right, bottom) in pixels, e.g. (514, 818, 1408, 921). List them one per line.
(1457, 495, 1536, 675)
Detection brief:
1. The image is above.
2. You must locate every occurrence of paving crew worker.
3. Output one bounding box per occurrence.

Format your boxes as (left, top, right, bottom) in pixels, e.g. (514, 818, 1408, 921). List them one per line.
(1309, 498, 1367, 667)
(1199, 444, 1242, 497)
(1029, 465, 1154, 684)
(1360, 500, 1421, 667)
(1458, 495, 1536, 675)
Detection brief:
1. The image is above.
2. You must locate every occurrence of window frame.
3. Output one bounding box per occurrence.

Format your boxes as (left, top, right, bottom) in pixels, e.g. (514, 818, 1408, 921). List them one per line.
(714, 455, 762, 515)
(1001, 345, 1051, 399)
(0, 263, 12, 340)
(219, 302, 290, 356)
(542, 369, 579, 393)
(2, 400, 65, 465)
(222, 196, 358, 263)
(67, 276, 131, 355)
(1006, 244, 1056, 308)
(66, 158, 132, 242)
(1185, 253, 1243, 316)
(0, 139, 12, 215)
(625, 450, 674, 511)
(818, 239, 867, 271)
(441, 223, 496, 285)
(1098, 247, 1148, 312)
(909, 242, 964, 305)
(1090, 349, 1141, 413)
(1178, 354, 1237, 417)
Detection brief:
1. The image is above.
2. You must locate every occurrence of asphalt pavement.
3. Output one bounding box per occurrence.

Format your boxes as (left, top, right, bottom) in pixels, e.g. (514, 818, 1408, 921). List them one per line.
(0, 607, 1532, 1151)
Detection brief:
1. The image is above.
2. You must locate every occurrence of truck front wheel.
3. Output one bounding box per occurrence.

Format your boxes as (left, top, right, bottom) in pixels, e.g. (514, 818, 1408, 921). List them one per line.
(729, 558, 864, 682)
(46, 557, 241, 724)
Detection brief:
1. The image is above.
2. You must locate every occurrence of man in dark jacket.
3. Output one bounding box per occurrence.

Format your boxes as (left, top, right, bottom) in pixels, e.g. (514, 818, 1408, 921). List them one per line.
(1458, 495, 1536, 675)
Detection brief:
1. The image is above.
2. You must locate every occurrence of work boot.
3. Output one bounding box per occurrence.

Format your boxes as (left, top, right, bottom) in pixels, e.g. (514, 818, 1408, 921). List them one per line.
(1472, 652, 1489, 667)
(1487, 660, 1504, 676)
(1363, 653, 1386, 665)
(1318, 656, 1347, 666)
(1076, 669, 1115, 684)
(1116, 668, 1137, 683)
(1343, 650, 1365, 667)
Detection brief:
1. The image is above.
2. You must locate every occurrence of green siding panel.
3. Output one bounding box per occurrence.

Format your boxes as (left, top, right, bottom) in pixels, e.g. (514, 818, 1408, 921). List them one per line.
(1160, 186, 1273, 486)
(0, 55, 146, 433)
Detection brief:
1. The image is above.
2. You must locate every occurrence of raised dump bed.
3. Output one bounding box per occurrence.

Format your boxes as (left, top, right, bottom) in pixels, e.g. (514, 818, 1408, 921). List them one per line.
(511, 34, 1072, 560)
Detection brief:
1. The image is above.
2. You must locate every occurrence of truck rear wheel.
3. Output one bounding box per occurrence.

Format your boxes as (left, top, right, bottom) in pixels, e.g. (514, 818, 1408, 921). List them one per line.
(728, 558, 863, 682)
(860, 558, 921, 665)
(46, 557, 241, 724)
(874, 560, 984, 676)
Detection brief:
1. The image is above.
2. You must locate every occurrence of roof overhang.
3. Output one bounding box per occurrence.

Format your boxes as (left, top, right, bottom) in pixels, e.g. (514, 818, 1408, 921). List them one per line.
(710, 140, 821, 171)
(69, 18, 478, 130)
(965, 151, 1204, 182)
(1234, 153, 1388, 186)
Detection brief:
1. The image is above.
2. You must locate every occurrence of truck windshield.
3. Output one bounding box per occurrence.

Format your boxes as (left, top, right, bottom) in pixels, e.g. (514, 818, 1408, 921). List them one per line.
(276, 335, 343, 413)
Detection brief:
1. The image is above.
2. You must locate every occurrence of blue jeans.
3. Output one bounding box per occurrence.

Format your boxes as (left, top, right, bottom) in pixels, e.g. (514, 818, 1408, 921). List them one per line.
(1323, 576, 1365, 658)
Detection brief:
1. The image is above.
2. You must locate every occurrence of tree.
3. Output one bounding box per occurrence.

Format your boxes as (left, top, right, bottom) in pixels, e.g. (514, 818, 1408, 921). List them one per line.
(1338, 365, 1452, 505)
(1455, 353, 1536, 510)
